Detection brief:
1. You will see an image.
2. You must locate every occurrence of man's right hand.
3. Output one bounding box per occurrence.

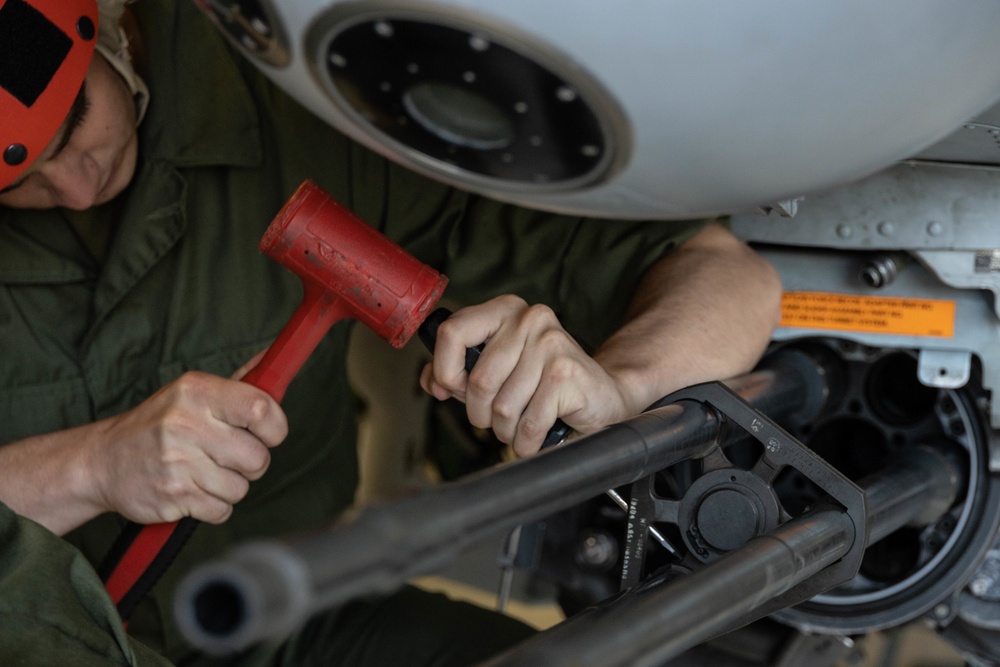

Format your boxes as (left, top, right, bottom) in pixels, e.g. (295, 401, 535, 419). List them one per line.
(0, 365, 288, 535)
(85, 371, 288, 526)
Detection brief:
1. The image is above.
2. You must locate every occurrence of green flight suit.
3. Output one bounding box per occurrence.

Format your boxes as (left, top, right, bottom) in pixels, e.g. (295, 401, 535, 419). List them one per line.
(0, 501, 171, 667)
(0, 0, 706, 664)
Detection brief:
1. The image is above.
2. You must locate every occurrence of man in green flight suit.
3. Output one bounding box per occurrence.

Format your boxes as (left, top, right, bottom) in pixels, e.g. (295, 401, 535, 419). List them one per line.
(0, 0, 781, 664)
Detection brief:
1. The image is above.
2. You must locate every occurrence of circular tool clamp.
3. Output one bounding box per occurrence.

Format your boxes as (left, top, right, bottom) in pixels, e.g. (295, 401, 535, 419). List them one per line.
(621, 381, 869, 615)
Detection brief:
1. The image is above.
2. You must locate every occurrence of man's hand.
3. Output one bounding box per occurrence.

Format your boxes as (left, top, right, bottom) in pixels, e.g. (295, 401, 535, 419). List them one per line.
(419, 223, 782, 460)
(86, 371, 288, 525)
(420, 295, 630, 457)
(0, 364, 288, 535)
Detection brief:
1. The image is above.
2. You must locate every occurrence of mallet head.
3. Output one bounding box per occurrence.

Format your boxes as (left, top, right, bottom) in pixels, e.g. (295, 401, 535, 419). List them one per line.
(260, 180, 448, 348)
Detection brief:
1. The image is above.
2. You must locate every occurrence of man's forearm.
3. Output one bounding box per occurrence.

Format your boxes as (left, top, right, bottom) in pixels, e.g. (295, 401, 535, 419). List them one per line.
(0, 423, 108, 535)
(593, 222, 782, 414)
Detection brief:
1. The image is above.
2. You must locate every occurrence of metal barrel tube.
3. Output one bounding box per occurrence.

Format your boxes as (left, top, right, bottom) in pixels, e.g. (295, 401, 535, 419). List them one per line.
(487, 509, 855, 667)
(173, 349, 833, 654)
(482, 446, 961, 667)
(859, 445, 961, 545)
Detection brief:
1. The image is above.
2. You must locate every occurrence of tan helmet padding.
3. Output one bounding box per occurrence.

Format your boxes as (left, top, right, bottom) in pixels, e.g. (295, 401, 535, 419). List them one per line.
(96, 0, 148, 125)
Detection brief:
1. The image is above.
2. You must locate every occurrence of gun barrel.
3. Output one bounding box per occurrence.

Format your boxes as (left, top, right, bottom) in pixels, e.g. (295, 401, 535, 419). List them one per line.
(482, 445, 961, 667)
(174, 349, 834, 654)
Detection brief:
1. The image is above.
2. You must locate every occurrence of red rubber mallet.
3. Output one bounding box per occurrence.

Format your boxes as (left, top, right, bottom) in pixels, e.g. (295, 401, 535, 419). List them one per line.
(100, 180, 448, 621)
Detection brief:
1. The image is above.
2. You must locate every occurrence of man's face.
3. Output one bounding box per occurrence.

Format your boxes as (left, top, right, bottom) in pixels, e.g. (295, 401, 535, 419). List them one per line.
(0, 52, 138, 210)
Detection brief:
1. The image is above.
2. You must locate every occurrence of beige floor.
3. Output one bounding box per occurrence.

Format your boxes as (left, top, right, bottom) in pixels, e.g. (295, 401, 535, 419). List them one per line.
(855, 626, 964, 667)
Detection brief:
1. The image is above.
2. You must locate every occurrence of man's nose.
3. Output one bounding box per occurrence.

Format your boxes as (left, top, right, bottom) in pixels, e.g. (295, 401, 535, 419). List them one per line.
(44, 151, 102, 210)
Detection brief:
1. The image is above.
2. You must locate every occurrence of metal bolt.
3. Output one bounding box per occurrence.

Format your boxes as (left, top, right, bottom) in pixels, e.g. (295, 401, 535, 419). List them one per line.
(575, 531, 618, 570)
(969, 576, 991, 597)
(859, 254, 904, 288)
(250, 17, 270, 36)
(556, 86, 577, 103)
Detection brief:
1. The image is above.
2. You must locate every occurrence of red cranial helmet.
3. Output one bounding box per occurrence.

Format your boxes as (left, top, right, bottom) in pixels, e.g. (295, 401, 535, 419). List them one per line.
(0, 0, 98, 190)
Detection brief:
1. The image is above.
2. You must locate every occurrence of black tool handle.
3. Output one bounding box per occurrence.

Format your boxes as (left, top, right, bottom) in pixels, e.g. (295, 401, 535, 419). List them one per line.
(418, 307, 571, 448)
(99, 516, 200, 622)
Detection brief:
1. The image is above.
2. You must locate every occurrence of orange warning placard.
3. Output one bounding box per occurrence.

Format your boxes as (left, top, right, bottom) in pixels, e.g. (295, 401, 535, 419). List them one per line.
(780, 292, 955, 337)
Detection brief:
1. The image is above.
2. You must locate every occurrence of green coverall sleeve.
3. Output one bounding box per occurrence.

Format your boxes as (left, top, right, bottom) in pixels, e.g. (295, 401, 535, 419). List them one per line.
(0, 502, 172, 667)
